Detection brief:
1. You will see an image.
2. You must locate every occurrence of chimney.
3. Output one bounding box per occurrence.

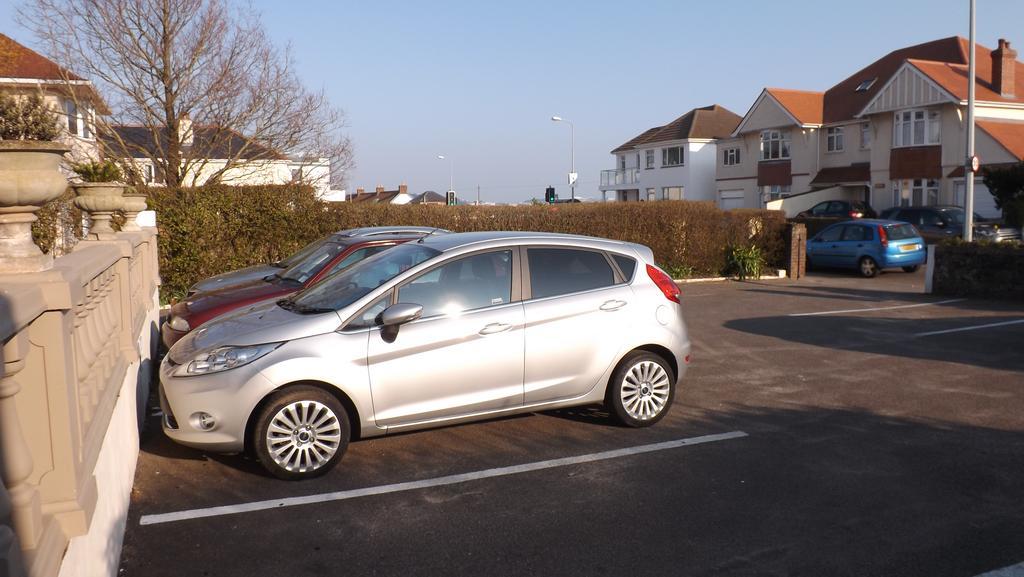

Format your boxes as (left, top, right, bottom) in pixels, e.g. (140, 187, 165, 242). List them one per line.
(991, 38, 1017, 98)
(356, 187, 365, 194)
(375, 185, 385, 193)
(178, 113, 194, 146)
(398, 183, 408, 194)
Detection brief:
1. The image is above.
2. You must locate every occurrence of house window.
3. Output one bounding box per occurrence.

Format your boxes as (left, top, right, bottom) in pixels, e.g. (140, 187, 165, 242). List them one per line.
(661, 146, 684, 167)
(82, 107, 94, 139)
(618, 155, 626, 171)
(760, 130, 791, 160)
(855, 78, 877, 92)
(826, 127, 844, 152)
(894, 108, 940, 147)
(646, 188, 656, 201)
(723, 148, 741, 166)
(661, 186, 683, 200)
(64, 99, 79, 136)
(762, 184, 791, 201)
(290, 168, 303, 182)
(645, 149, 655, 169)
(892, 179, 940, 207)
(860, 123, 871, 150)
(143, 164, 155, 184)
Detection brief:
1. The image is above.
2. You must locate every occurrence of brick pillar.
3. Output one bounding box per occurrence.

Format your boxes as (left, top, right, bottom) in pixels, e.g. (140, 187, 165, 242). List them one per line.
(786, 222, 807, 279)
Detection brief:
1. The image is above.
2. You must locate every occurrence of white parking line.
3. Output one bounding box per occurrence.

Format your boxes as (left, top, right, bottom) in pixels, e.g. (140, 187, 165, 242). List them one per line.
(789, 299, 965, 317)
(916, 318, 1024, 337)
(974, 561, 1024, 577)
(139, 430, 748, 526)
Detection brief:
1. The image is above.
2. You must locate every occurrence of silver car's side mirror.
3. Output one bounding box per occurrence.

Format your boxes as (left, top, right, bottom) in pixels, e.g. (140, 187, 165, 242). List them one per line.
(379, 303, 423, 342)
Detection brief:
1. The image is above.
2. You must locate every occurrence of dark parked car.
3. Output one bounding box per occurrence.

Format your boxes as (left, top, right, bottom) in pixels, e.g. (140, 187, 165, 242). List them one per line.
(878, 206, 1021, 244)
(186, 226, 450, 295)
(163, 233, 425, 348)
(797, 200, 877, 219)
(806, 219, 926, 278)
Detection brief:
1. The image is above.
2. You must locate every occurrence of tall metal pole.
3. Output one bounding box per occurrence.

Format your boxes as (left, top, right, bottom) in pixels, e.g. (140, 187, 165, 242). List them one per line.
(964, 0, 976, 241)
(569, 120, 575, 200)
(449, 157, 454, 194)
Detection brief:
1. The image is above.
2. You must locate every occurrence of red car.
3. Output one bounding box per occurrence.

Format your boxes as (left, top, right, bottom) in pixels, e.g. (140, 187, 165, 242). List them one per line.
(161, 233, 420, 349)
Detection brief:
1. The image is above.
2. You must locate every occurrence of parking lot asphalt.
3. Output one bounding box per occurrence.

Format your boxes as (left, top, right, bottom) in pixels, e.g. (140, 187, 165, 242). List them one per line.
(120, 269, 1024, 577)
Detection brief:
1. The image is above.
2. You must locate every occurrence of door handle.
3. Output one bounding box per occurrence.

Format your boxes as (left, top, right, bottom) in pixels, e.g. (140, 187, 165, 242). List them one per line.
(600, 300, 627, 311)
(479, 322, 512, 335)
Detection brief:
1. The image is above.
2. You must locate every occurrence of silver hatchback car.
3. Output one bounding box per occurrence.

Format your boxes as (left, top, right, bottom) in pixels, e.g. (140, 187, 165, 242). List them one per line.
(160, 232, 691, 479)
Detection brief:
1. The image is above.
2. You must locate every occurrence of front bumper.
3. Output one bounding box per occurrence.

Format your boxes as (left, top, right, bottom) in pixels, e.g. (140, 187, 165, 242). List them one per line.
(158, 355, 276, 453)
(161, 322, 188, 350)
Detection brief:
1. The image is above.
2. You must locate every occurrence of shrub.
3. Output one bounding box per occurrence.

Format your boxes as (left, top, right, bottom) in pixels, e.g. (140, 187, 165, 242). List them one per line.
(146, 184, 789, 301)
(982, 161, 1024, 226)
(0, 92, 61, 141)
(726, 245, 765, 280)
(72, 159, 123, 182)
(32, 187, 84, 254)
(933, 240, 1024, 299)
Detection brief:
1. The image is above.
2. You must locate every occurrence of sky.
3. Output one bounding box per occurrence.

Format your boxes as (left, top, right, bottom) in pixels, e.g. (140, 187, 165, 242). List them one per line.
(3, 0, 1024, 202)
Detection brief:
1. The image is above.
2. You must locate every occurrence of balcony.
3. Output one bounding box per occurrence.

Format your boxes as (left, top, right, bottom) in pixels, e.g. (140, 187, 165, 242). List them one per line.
(600, 168, 640, 189)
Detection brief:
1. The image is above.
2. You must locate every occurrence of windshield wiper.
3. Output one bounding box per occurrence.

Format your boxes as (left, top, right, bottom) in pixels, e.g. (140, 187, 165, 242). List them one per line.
(276, 298, 332, 315)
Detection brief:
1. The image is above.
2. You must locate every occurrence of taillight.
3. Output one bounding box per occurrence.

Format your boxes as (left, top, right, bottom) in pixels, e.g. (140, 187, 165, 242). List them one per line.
(850, 211, 863, 218)
(877, 225, 888, 248)
(646, 264, 681, 304)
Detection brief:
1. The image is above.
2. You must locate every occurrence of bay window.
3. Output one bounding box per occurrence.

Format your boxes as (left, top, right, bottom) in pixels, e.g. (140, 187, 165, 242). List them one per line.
(894, 109, 940, 147)
(760, 130, 791, 160)
(892, 179, 940, 207)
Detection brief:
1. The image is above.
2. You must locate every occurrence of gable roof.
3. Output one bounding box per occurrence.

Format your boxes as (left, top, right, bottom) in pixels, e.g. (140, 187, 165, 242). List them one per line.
(411, 191, 446, 204)
(611, 105, 741, 153)
(351, 191, 401, 203)
(0, 33, 84, 81)
(765, 88, 824, 125)
(104, 125, 286, 161)
(909, 56, 1024, 104)
(977, 119, 1024, 160)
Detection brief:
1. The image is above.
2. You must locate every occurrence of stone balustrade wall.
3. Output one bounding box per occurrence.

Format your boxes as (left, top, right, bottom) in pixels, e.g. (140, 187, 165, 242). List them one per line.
(0, 227, 160, 577)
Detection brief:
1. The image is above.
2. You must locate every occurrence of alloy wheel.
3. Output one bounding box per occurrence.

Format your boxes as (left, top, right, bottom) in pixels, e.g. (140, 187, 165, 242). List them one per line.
(620, 360, 671, 421)
(265, 400, 342, 473)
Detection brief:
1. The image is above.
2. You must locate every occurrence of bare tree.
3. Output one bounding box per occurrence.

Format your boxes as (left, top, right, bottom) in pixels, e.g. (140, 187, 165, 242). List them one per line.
(20, 0, 352, 189)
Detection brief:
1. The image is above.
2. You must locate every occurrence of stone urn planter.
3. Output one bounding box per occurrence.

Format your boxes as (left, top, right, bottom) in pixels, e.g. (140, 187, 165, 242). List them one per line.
(72, 182, 126, 241)
(0, 141, 70, 273)
(120, 188, 148, 232)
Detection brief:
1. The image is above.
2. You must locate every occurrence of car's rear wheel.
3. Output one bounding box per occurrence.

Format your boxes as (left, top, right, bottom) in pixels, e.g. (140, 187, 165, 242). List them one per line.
(606, 351, 675, 427)
(902, 265, 920, 273)
(252, 386, 350, 480)
(859, 256, 879, 278)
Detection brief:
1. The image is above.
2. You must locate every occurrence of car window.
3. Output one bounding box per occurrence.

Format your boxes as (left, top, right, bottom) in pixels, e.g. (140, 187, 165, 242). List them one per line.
(321, 245, 393, 278)
(810, 202, 830, 216)
(827, 201, 846, 214)
(920, 210, 943, 227)
(398, 250, 513, 318)
(289, 243, 440, 311)
(886, 224, 919, 240)
(611, 254, 637, 281)
(817, 225, 843, 242)
(279, 242, 347, 284)
(345, 293, 392, 330)
(840, 225, 868, 241)
(528, 248, 616, 299)
(278, 238, 330, 268)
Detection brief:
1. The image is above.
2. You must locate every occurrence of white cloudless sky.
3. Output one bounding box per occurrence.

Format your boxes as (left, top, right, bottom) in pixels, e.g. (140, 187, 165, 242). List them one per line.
(4, 0, 1024, 202)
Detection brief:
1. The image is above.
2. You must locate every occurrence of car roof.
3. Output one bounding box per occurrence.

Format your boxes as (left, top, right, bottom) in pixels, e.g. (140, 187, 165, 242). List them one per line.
(416, 230, 642, 253)
(333, 226, 450, 237)
(326, 232, 432, 244)
(845, 219, 912, 226)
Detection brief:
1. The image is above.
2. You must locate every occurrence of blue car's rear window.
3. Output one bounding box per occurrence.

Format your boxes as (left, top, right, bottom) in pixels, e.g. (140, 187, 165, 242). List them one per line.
(886, 224, 919, 240)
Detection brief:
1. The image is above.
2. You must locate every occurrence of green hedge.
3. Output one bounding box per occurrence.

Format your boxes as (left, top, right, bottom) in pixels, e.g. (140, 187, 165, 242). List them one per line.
(146, 184, 787, 301)
(933, 240, 1024, 300)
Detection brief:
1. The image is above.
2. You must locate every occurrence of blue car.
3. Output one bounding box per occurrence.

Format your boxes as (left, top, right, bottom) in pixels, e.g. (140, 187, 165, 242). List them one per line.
(806, 219, 926, 278)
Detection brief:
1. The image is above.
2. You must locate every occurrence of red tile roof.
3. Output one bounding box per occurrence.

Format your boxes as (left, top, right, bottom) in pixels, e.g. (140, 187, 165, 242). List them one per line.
(0, 33, 84, 81)
(612, 105, 741, 153)
(765, 88, 824, 125)
(909, 55, 1024, 104)
(977, 119, 1024, 161)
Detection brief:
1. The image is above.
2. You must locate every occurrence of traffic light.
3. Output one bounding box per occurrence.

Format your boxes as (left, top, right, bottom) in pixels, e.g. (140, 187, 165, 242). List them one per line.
(545, 186, 556, 204)
(446, 191, 456, 206)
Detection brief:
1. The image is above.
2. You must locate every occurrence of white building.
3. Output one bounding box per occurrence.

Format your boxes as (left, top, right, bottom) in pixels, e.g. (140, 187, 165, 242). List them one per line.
(599, 104, 741, 203)
(106, 119, 335, 197)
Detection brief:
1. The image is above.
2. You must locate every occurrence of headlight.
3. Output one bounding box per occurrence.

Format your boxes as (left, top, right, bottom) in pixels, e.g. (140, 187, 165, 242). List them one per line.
(168, 315, 190, 332)
(173, 343, 282, 377)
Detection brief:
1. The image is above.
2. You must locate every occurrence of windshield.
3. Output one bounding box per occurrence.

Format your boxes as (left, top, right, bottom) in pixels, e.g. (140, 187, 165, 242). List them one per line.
(288, 243, 441, 311)
(278, 242, 348, 284)
(886, 224, 919, 240)
(276, 237, 330, 268)
(938, 208, 965, 225)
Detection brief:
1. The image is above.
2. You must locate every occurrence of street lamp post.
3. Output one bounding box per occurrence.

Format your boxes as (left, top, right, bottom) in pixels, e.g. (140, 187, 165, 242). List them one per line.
(437, 154, 454, 195)
(551, 116, 576, 200)
(963, 0, 977, 241)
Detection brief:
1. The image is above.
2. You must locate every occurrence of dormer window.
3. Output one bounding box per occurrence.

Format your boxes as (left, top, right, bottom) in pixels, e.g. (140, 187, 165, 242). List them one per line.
(855, 78, 877, 92)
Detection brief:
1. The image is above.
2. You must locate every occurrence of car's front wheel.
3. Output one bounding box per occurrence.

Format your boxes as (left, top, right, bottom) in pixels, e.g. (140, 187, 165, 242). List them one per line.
(859, 256, 879, 278)
(607, 351, 675, 427)
(252, 385, 350, 480)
